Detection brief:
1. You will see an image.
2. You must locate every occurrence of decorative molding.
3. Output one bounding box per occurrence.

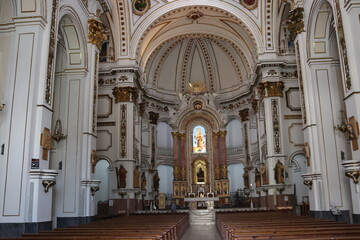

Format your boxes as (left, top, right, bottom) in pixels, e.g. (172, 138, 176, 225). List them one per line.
(342, 160, 360, 184)
(92, 52, 99, 133)
(334, 0, 352, 91)
(284, 115, 302, 120)
(285, 87, 301, 111)
(45, 0, 59, 105)
(88, 19, 107, 49)
(97, 121, 116, 127)
(287, 7, 304, 41)
(272, 99, 281, 154)
(295, 42, 307, 124)
(113, 87, 138, 103)
(96, 130, 112, 151)
(120, 104, 127, 158)
(186, 11, 204, 21)
(97, 95, 113, 118)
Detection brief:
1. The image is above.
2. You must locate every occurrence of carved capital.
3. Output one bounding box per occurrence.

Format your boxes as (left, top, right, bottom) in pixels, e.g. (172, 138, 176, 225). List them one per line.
(88, 19, 107, 49)
(239, 108, 250, 122)
(265, 81, 285, 97)
(219, 131, 227, 138)
(149, 111, 159, 125)
(251, 99, 259, 112)
(287, 7, 304, 41)
(112, 87, 138, 103)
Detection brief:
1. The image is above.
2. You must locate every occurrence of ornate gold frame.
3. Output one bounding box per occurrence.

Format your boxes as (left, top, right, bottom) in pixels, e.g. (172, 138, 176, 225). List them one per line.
(240, 0, 258, 10)
(132, 0, 151, 16)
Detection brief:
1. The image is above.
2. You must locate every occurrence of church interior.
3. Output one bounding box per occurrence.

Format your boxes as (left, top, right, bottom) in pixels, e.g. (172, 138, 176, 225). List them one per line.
(1, 0, 360, 239)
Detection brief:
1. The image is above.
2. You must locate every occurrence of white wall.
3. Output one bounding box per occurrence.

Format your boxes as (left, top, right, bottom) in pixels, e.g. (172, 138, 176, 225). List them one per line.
(158, 165, 173, 195)
(226, 119, 242, 147)
(95, 160, 110, 203)
(228, 163, 244, 193)
(157, 122, 173, 148)
(291, 154, 308, 203)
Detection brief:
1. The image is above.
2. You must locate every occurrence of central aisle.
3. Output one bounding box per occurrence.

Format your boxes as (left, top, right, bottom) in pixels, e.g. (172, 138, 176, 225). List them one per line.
(181, 224, 221, 240)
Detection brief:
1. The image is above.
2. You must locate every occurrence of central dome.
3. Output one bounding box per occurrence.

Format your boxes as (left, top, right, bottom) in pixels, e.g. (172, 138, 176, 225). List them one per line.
(144, 35, 253, 102)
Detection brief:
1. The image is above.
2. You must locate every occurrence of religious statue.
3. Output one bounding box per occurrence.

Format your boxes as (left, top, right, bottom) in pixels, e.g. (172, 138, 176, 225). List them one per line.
(197, 167, 205, 183)
(153, 172, 160, 191)
(260, 163, 269, 185)
(223, 182, 228, 195)
(274, 159, 285, 184)
(216, 183, 221, 195)
(141, 172, 147, 190)
(243, 169, 250, 189)
(133, 166, 140, 188)
(193, 127, 206, 153)
(214, 165, 220, 180)
(255, 168, 261, 187)
(118, 165, 127, 188)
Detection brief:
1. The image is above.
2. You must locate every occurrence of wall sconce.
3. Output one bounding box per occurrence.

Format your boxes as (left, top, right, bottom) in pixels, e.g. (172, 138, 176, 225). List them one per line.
(52, 120, 67, 142)
(335, 110, 356, 140)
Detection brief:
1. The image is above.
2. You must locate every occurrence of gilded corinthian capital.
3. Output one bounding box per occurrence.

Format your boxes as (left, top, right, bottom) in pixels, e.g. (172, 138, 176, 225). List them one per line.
(88, 19, 107, 49)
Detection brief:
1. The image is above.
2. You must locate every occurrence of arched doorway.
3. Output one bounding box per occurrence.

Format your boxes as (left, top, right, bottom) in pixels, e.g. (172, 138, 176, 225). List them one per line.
(95, 160, 110, 215)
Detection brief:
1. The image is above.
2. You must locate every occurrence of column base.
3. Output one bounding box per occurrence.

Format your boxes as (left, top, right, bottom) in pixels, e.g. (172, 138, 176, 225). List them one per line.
(353, 214, 360, 223)
(0, 221, 52, 237)
(57, 216, 95, 228)
(310, 210, 350, 223)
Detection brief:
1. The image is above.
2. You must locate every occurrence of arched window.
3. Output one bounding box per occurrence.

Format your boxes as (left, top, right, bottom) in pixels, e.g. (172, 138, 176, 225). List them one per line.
(193, 126, 206, 153)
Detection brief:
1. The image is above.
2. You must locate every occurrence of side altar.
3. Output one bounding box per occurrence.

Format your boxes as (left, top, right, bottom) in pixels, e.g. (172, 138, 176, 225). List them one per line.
(170, 94, 230, 208)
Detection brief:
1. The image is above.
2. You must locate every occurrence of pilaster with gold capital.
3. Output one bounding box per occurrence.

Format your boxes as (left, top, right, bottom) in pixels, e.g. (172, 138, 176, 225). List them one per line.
(212, 132, 220, 179)
(219, 131, 228, 178)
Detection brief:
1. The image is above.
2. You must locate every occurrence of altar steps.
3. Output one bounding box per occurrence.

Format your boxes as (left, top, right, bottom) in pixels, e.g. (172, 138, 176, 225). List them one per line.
(189, 209, 215, 225)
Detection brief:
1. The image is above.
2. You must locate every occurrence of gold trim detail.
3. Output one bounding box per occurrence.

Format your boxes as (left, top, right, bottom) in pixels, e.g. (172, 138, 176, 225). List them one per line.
(334, 0, 352, 91)
(284, 115, 302, 120)
(287, 7, 304, 41)
(272, 99, 281, 154)
(88, 19, 107, 49)
(45, 0, 59, 105)
(112, 87, 138, 103)
(258, 81, 285, 98)
(120, 105, 127, 158)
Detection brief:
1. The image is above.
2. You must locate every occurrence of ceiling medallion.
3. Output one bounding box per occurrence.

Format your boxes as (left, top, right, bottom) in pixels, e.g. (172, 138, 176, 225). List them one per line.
(186, 11, 204, 21)
(240, 0, 258, 10)
(132, 0, 150, 16)
(193, 101, 203, 110)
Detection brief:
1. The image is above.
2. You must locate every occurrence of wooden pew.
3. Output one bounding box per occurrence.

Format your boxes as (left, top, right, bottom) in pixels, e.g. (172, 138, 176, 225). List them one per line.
(2, 213, 188, 240)
(216, 212, 360, 240)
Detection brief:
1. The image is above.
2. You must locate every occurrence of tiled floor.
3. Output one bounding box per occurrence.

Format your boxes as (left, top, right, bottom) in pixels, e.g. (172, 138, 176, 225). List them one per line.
(181, 224, 222, 240)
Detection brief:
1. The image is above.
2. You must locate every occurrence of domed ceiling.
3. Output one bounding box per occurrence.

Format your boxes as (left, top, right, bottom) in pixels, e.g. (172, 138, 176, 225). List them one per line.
(136, 6, 260, 103)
